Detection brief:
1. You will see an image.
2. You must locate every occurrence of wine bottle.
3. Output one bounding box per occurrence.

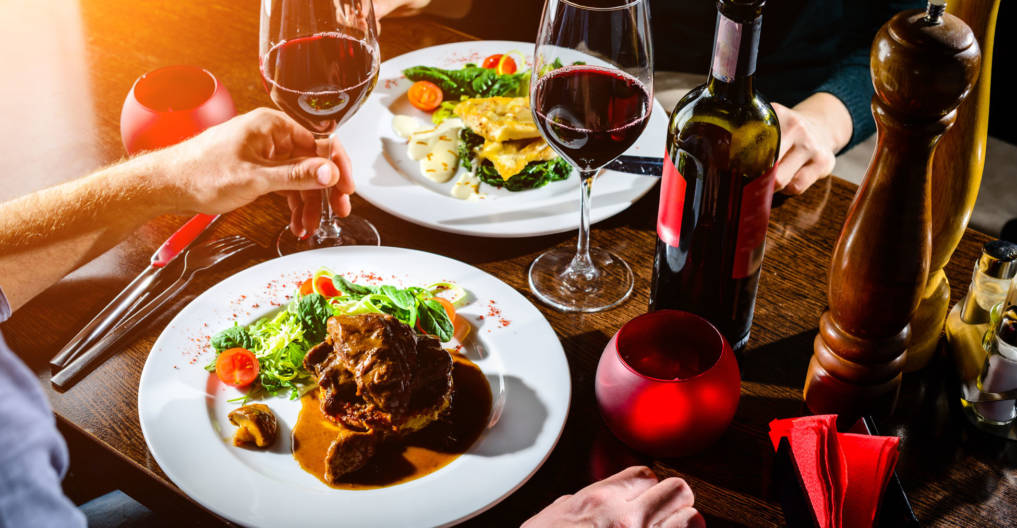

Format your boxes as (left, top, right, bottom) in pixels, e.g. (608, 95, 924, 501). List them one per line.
(649, 0, 779, 350)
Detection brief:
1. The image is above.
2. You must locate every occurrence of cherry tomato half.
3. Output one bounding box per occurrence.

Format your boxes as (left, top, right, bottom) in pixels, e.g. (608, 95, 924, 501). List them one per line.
(299, 278, 314, 296)
(299, 276, 342, 297)
(407, 80, 443, 112)
(482, 54, 517, 75)
(315, 276, 341, 297)
(215, 348, 259, 388)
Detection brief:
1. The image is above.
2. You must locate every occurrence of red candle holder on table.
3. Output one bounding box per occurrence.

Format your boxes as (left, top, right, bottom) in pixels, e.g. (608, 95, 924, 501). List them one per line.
(120, 65, 235, 155)
(595, 310, 741, 457)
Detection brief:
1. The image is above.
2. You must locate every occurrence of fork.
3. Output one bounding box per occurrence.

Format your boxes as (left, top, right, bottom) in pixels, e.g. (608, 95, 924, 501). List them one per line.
(51, 236, 258, 389)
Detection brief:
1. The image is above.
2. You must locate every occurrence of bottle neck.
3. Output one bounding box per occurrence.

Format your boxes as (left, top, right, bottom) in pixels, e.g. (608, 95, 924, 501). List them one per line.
(707, 9, 761, 100)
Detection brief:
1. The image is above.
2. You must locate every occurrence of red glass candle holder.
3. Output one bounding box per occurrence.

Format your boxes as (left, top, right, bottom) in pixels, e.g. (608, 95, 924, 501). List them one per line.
(120, 65, 235, 155)
(595, 310, 741, 457)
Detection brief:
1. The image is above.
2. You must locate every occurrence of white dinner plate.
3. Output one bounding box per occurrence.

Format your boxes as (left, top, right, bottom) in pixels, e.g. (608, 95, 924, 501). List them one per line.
(138, 246, 571, 527)
(339, 40, 666, 238)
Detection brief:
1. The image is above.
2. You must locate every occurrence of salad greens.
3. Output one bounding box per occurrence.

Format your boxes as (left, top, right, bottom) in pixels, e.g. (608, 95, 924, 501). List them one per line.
(402, 63, 530, 100)
(205, 271, 466, 400)
(458, 129, 572, 191)
(403, 56, 583, 190)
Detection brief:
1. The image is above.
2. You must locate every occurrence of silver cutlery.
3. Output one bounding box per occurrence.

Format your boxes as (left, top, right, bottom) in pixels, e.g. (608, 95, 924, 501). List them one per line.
(49, 214, 221, 370)
(51, 235, 258, 389)
(605, 155, 664, 176)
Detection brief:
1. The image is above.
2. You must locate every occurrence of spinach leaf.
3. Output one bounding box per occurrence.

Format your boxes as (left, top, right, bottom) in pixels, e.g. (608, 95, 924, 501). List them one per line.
(210, 323, 255, 353)
(418, 298, 454, 342)
(332, 275, 377, 298)
(403, 65, 527, 99)
(458, 129, 572, 191)
(380, 285, 416, 312)
(294, 293, 331, 343)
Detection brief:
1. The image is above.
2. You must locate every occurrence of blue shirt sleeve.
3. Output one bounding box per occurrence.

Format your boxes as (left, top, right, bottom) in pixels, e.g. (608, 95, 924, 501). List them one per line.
(0, 287, 86, 528)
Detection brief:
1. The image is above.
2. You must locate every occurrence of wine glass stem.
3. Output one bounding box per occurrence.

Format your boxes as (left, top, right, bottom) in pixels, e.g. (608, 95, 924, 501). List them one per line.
(569, 169, 598, 280)
(314, 134, 342, 242)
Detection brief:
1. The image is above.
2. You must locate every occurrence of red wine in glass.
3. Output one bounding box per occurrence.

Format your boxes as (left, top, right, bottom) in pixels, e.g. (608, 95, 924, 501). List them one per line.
(532, 65, 650, 170)
(260, 33, 378, 136)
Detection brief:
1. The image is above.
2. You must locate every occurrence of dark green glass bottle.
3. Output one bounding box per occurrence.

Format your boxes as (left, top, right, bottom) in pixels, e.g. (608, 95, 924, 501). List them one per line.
(649, 0, 780, 350)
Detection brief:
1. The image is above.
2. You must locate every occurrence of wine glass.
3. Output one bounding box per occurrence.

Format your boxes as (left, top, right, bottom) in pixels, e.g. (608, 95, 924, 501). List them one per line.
(529, 0, 654, 312)
(595, 310, 741, 457)
(260, 0, 381, 254)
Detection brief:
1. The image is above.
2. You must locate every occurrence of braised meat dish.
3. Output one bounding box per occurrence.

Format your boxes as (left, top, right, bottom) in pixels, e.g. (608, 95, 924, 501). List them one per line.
(302, 313, 454, 483)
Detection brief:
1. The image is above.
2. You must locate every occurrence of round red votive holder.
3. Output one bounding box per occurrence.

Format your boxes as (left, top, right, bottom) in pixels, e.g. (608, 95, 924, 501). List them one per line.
(120, 65, 235, 155)
(595, 310, 741, 457)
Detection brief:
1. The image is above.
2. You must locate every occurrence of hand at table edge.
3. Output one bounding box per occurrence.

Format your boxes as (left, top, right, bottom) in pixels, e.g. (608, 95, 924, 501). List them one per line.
(521, 466, 705, 528)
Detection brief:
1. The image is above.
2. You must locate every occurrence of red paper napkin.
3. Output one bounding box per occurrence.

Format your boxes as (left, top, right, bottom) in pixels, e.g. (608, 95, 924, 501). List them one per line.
(769, 415, 899, 528)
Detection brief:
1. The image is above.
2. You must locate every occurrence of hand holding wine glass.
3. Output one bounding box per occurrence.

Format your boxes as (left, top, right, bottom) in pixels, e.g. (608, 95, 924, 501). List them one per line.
(260, 0, 381, 254)
(529, 0, 653, 312)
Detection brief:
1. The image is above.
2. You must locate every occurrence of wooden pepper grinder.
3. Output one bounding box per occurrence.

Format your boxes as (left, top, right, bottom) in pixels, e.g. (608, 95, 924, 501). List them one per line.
(907, 0, 1001, 371)
(804, 0, 980, 418)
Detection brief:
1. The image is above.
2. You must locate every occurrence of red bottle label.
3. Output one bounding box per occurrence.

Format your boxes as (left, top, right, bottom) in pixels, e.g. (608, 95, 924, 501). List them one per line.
(656, 152, 686, 247)
(732, 168, 775, 279)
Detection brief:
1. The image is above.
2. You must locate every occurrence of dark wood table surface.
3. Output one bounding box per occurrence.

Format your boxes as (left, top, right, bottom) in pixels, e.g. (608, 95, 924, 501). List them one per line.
(1, 1, 1013, 526)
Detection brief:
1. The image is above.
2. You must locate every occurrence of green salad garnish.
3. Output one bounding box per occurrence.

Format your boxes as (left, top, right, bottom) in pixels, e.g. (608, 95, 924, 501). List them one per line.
(205, 270, 465, 401)
(458, 129, 572, 191)
(402, 63, 530, 100)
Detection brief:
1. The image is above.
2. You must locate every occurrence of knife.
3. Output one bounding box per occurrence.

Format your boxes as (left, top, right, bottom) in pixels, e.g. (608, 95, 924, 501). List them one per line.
(605, 155, 664, 176)
(49, 213, 221, 370)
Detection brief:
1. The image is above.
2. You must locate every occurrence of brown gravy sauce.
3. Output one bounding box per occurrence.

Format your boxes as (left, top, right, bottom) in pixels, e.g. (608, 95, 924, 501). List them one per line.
(291, 353, 491, 490)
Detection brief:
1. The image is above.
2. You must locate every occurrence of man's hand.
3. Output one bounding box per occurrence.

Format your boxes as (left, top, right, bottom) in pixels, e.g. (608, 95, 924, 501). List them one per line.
(373, 0, 470, 19)
(374, 0, 432, 18)
(152, 108, 355, 238)
(771, 93, 851, 195)
(522, 466, 705, 528)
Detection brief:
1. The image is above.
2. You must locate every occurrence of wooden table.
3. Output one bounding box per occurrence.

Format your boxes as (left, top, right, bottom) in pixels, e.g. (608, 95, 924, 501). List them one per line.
(1, 1, 1013, 526)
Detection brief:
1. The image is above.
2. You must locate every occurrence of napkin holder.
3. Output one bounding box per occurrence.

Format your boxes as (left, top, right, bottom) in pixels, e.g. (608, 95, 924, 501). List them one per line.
(771, 417, 920, 527)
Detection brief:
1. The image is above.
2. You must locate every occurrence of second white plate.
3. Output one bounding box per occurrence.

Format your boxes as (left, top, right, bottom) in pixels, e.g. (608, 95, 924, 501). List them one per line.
(339, 40, 666, 238)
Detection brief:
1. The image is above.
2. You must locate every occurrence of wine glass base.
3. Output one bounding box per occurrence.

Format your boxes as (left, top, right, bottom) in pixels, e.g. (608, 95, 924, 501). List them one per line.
(275, 215, 380, 256)
(528, 246, 633, 313)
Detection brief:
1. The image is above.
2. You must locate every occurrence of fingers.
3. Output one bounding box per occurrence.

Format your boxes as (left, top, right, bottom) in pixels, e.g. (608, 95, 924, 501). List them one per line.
(772, 102, 837, 195)
(771, 103, 793, 160)
(773, 145, 809, 192)
(284, 192, 305, 238)
(635, 477, 696, 526)
(657, 508, 706, 528)
(584, 466, 659, 501)
(328, 137, 357, 195)
(267, 108, 317, 155)
(330, 190, 352, 218)
(300, 189, 322, 235)
(784, 162, 828, 195)
(260, 157, 339, 196)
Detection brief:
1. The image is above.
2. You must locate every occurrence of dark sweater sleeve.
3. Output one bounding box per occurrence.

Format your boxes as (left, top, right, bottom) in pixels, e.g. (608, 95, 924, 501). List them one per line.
(815, 0, 926, 151)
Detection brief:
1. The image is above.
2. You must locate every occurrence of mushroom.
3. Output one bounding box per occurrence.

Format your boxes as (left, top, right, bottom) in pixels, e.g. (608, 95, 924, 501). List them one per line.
(228, 404, 278, 448)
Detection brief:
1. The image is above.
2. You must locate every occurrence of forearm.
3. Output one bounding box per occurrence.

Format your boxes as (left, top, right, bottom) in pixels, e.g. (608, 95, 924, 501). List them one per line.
(0, 154, 173, 311)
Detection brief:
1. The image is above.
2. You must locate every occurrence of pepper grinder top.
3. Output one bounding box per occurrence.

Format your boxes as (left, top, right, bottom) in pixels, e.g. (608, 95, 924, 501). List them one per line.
(870, 0, 980, 123)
